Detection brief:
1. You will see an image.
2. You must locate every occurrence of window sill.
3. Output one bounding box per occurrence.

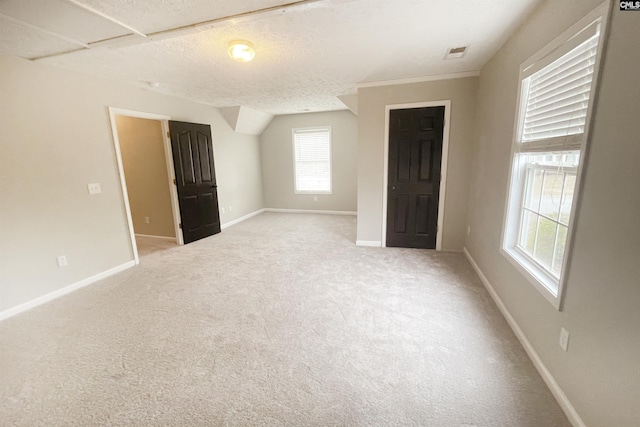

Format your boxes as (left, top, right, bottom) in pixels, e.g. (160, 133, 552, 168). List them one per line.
(501, 246, 562, 310)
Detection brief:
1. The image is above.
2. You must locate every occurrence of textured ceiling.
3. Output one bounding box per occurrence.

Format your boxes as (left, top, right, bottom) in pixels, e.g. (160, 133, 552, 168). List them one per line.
(75, 0, 298, 34)
(0, 0, 542, 115)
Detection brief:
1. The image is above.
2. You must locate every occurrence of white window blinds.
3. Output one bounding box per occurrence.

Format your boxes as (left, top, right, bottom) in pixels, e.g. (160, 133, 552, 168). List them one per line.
(293, 128, 331, 193)
(522, 35, 599, 145)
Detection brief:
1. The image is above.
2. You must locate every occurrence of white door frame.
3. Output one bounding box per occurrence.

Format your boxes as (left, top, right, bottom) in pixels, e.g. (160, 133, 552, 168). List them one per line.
(382, 100, 452, 250)
(108, 107, 183, 265)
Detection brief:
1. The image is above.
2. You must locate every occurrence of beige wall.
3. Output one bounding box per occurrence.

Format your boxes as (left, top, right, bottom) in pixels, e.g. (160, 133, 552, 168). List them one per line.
(260, 110, 357, 212)
(116, 116, 175, 238)
(357, 77, 478, 250)
(0, 54, 264, 313)
(466, 1, 640, 426)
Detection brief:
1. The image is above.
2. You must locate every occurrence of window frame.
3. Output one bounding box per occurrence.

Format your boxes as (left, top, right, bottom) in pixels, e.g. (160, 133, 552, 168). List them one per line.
(292, 126, 333, 195)
(516, 154, 579, 278)
(501, 3, 609, 310)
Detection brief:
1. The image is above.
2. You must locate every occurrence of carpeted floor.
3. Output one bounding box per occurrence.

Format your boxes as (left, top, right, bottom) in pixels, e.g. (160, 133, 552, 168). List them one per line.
(135, 235, 177, 258)
(0, 213, 570, 426)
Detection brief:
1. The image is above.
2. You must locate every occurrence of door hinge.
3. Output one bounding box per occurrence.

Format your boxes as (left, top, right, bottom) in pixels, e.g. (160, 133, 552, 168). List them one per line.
(167, 131, 170, 138)
(179, 223, 182, 229)
(173, 178, 177, 185)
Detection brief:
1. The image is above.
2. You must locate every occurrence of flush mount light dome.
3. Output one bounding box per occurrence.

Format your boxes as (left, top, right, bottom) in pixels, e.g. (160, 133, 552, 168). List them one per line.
(228, 40, 255, 62)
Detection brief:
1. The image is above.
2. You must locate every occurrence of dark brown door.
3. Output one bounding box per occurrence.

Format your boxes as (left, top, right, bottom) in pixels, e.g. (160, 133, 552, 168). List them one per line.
(169, 120, 221, 244)
(386, 107, 445, 249)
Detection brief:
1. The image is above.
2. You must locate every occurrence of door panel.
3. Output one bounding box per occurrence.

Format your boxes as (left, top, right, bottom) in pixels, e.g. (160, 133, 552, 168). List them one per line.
(169, 121, 221, 244)
(397, 138, 411, 183)
(415, 195, 432, 235)
(197, 132, 213, 183)
(393, 195, 410, 233)
(418, 139, 434, 181)
(386, 107, 445, 248)
(420, 116, 435, 130)
(177, 132, 196, 185)
(182, 195, 199, 232)
(201, 191, 216, 222)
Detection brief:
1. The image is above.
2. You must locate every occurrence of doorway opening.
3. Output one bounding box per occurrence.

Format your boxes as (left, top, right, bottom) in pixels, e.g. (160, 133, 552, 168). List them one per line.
(382, 101, 451, 250)
(108, 108, 183, 264)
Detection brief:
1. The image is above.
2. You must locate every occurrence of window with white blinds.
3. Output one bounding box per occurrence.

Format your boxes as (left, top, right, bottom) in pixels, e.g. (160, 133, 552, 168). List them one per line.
(502, 6, 607, 310)
(521, 34, 599, 148)
(293, 127, 331, 193)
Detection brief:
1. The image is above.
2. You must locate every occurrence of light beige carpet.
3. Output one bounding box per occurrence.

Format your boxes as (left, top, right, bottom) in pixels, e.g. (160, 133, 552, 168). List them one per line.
(0, 213, 570, 426)
(135, 235, 177, 258)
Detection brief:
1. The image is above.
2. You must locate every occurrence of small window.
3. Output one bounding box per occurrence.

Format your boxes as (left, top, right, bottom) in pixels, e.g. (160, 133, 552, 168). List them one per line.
(292, 127, 332, 194)
(502, 6, 607, 309)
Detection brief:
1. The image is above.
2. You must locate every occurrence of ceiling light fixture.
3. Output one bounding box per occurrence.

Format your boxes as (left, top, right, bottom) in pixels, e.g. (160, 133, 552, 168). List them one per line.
(228, 40, 256, 62)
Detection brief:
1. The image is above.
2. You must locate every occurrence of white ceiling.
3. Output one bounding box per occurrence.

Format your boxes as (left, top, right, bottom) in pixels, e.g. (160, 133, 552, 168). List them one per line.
(0, 0, 541, 115)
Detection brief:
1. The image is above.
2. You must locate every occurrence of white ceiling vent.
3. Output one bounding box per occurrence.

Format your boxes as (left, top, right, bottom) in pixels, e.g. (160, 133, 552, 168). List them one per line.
(444, 46, 468, 60)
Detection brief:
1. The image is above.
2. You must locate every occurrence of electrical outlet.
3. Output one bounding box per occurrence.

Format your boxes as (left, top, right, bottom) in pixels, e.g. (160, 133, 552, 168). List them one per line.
(221, 207, 225, 214)
(145, 216, 150, 224)
(229, 206, 233, 212)
(313, 196, 318, 202)
(57, 255, 68, 267)
(559, 327, 570, 352)
(467, 226, 471, 236)
(87, 183, 101, 195)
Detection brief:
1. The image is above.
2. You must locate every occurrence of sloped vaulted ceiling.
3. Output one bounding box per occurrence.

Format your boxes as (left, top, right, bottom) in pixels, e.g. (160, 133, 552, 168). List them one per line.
(0, 0, 542, 115)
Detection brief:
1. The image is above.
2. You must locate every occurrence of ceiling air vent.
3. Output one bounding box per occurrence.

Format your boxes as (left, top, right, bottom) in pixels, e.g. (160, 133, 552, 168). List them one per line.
(444, 46, 468, 60)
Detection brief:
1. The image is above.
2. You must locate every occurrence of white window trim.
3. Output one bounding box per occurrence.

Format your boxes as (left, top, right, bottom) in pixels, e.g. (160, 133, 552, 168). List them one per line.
(501, 2, 609, 310)
(292, 126, 333, 195)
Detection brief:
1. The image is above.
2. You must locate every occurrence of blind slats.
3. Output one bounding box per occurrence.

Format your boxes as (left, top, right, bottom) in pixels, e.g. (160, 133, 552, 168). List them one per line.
(529, 52, 595, 92)
(524, 110, 587, 131)
(524, 121, 585, 140)
(524, 96, 589, 122)
(530, 37, 598, 84)
(529, 71, 593, 106)
(526, 75, 593, 107)
(521, 34, 599, 143)
(293, 128, 331, 193)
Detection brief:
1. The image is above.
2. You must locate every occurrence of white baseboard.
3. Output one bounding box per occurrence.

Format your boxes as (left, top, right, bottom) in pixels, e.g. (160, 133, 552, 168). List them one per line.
(135, 234, 176, 241)
(221, 208, 356, 230)
(264, 208, 357, 216)
(0, 261, 136, 322)
(463, 248, 586, 427)
(221, 208, 266, 230)
(356, 240, 382, 247)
